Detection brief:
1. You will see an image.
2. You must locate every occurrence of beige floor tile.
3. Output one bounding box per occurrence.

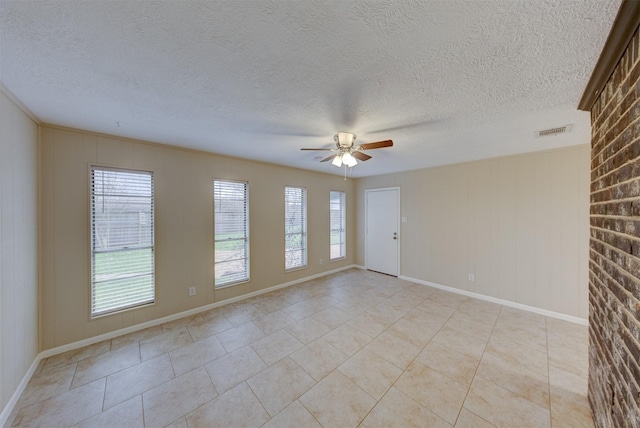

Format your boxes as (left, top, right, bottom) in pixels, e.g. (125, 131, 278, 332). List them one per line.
(338, 348, 402, 400)
(185, 382, 269, 427)
(252, 310, 296, 335)
(111, 325, 163, 350)
(363, 387, 451, 428)
(454, 408, 496, 427)
(365, 303, 407, 324)
(216, 321, 265, 352)
(161, 314, 203, 332)
(285, 317, 332, 345)
(283, 298, 334, 321)
(335, 295, 381, 316)
(169, 335, 227, 376)
(388, 315, 440, 348)
(290, 338, 348, 381)
(222, 303, 267, 326)
(394, 361, 468, 424)
(365, 331, 420, 369)
(346, 311, 392, 337)
(313, 306, 353, 329)
(252, 296, 292, 314)
(550, 388, 594, 428)
(498, 307, 546, 330)
(164, 417, 188, 428)
(250, 329, 304, 365)
(104, 354, 175, 409)
(431, 326, 488, 359)
(186, 312, 234, 341)
(73, 395, 144, 428)
(322, 323, 373, 356)
(429, 290, 468, 309)
(549, 365, 587, 396)
(464, 377, 551, 428)
(415, 299, 458, 318)
(457, 299, 501, 318)
(492, 321, 548, 354)
(262, 400, 322, 428)
(140, 327, 193, 361)
(14, 362, 76, 409)
(205, 345, 267, 393)
(493, 309, 547, 352)
(71, 342, 140, 388)
(445, 312, 495, 339)
(42, 340, 111, 372)
(416, 341, 480, 385)
(12, 379, 105, 427)
(484, 334, 548, 377)
(548, 365, 592, 427)
(11, 270, 594, 428)
(246, 357, 316, 416)
(142, 367, 218, 428)
(476, 352, 550, 409)
(299, 370, 376, 428)
(547, 338, 588, 377)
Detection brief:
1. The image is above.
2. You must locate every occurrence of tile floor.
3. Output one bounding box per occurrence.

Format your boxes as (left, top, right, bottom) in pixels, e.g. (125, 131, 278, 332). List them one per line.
(6, 269, 593, 427)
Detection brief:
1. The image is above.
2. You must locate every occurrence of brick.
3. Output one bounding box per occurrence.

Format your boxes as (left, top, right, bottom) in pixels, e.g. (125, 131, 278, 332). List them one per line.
(589, 22, 640, 427)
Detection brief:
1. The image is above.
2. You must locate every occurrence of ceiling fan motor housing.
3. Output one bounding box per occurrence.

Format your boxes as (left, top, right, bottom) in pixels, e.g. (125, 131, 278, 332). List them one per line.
(335, 132, 356, 148)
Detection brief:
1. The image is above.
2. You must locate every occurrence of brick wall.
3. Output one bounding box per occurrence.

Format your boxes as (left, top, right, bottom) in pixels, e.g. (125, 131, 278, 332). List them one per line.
(589, 26, 640, 427)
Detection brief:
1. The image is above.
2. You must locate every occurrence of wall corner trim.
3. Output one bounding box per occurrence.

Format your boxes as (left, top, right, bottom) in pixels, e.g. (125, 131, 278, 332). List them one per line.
(579, 0, 640, 111)
(0, 81, 41, 124)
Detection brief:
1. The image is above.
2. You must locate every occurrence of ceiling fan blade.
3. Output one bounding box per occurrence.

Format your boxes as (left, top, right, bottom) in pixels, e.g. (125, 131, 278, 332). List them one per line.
(359, 139, 393, 150)
(300, 148, 333, 151)
(353, 151, 372, 161)
(321, 154, 337, 162)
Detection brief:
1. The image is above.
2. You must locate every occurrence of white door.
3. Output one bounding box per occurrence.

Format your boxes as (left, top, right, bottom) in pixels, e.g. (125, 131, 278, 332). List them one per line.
(365, 188, 399, 276)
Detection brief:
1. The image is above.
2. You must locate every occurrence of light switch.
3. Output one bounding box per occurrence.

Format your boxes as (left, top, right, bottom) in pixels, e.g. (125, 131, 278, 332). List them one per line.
(401, 216, 407, 223)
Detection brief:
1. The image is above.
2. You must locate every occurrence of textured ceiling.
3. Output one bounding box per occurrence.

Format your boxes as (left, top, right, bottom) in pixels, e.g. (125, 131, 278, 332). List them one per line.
(0, 0, 621, 177)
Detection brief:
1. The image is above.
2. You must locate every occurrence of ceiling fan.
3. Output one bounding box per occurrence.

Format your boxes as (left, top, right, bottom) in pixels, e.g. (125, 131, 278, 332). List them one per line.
(301, 132, 393, 168)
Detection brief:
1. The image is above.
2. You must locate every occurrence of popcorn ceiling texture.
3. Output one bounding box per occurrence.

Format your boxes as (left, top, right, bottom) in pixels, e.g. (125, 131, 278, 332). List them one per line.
(0, 0, 620, 176)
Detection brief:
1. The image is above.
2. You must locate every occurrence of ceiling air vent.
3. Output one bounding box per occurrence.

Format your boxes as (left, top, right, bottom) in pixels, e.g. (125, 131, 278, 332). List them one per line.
(537, 125, 571, 137)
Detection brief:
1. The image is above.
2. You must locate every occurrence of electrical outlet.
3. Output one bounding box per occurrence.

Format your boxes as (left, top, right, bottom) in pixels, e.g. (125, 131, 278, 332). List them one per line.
(319, 258, 323, 265)
(188, 286, 196, 296)
(468, 274, 475, 282)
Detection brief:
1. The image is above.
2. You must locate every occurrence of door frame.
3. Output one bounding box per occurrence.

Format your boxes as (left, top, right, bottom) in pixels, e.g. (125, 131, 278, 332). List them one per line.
(364, 186, 401, 276)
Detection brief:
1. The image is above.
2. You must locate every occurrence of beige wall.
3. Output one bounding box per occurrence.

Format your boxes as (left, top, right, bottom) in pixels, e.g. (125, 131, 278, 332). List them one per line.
(0, 91, 39, 412)
(39, 126, 355, 349)
(355, 145, 590, 319)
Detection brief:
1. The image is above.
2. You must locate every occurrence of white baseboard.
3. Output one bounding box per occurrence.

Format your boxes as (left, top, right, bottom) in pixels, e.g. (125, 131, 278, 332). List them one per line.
(1, 264, 359, 426)
(0, 356, 42, 428)
(399, 275, 588, 326)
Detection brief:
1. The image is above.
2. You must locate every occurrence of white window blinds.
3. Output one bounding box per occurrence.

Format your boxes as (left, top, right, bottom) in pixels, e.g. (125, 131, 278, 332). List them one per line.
(90, 167, 154, 317)
(285, 186, 307, 270)
(330, 191, 346, 260)
(214, 180, 249, 287)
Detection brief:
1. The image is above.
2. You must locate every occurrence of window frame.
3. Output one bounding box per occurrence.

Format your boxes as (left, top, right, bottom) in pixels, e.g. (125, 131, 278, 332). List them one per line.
(284, 186, 307, 271)
(90, 165, 155, 318)
(329, 190, 346, 261)
(214, 178, 250, 288)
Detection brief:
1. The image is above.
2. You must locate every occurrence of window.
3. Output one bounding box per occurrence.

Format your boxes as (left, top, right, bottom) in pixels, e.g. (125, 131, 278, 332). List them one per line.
(285, 186, 307, 270)
(90, 167, 154, 317)
(214, 179, 249, 287)
(330, 191, 346, 260)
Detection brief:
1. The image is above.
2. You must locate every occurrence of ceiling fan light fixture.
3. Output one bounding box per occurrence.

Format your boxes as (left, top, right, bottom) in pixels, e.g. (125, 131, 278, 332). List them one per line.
(332, 155, 343, 167)
(335, 132, 356, 148)
(342, 152, 357, 167)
